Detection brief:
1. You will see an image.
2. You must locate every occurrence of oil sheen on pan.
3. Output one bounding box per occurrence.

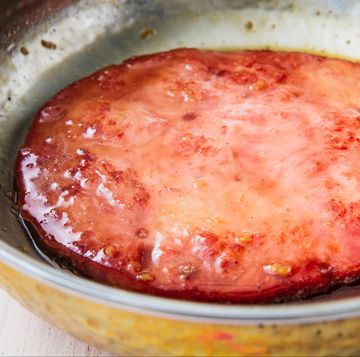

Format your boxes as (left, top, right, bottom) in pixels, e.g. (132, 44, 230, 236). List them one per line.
(14, 49, 360, 303)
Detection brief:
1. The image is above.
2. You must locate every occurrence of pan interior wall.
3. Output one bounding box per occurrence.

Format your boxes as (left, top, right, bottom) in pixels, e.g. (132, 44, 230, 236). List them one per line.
(0, 0, 359, 260)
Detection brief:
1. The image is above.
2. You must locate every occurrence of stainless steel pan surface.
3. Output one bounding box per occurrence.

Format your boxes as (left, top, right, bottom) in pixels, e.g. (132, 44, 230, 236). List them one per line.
(2, 1, 360, 355)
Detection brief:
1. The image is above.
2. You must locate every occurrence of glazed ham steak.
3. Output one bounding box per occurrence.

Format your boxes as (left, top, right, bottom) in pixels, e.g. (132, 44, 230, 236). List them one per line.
(15, 49, 360, 302)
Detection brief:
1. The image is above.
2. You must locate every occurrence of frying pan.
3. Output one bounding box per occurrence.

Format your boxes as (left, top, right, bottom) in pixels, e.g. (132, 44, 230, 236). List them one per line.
(1, 1, 360, 355)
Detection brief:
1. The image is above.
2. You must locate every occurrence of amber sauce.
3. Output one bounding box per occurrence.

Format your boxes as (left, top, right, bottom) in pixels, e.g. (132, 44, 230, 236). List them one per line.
(10, 184, 82, 274)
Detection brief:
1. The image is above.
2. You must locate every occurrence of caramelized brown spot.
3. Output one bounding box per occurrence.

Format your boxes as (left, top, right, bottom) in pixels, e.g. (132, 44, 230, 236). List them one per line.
(274, 71, 287, 83)
(136, 272, 155, 282)
(183, 112, 197, 121)
(133, 189, 150, 206)
(194, 179, 208, 190)
(235, 232, 253, 244)
(249, 80, 268, 91)
(230, 70, 257, 85)
(263, 263, 292, 277)
(329, 199, 347, 218)
(209, 67, 229, 77)
(104, 245, 118, 258)
(62, 183, 81, 196)
(136, 228, 149, 239)
(126, 262, 142, 273)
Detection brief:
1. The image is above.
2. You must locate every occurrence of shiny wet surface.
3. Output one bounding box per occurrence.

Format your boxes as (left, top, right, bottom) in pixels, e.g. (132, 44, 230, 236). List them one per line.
(15, 49, 360, 302)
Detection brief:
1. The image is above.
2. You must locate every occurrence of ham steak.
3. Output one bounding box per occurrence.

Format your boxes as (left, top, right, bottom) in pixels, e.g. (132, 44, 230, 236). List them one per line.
(15, 49, 360, 302)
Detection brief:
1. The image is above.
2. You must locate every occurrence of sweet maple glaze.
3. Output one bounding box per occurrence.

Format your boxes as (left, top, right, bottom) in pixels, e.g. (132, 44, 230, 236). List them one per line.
(15, 49, 360, 302)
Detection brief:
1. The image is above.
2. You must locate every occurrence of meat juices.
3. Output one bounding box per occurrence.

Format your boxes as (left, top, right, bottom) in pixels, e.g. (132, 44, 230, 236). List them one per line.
(15, 49, 360, 302)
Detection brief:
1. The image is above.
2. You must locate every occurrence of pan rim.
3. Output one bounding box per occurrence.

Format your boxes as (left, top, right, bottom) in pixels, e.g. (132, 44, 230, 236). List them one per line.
(1, 240, 360, 324)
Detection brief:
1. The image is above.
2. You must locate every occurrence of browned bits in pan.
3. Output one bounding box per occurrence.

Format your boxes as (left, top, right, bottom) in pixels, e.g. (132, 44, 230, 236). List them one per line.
(20, 46, 29, 55)
(6, 190, 16, 201)
(41, 39, 57, 50)
(245, 21, 254, 31)
(139, 28, 156, 40)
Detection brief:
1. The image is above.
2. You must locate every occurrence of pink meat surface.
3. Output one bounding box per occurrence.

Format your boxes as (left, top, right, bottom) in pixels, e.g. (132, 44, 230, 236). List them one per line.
(15, 49, 360, 302)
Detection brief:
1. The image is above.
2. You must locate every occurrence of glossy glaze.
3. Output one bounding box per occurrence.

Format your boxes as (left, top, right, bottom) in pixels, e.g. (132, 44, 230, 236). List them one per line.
(15, 49, 360, 302)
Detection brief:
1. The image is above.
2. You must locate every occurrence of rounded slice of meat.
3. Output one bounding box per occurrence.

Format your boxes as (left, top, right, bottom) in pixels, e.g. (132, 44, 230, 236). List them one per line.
(15, 48, 360, 302)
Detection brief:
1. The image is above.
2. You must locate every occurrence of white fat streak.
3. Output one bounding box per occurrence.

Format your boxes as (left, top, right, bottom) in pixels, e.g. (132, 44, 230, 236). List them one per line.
(95, 170, 125, 208)
(170, 225, 189, 247)
(96, 183, 118, 206)
(83, 249, 108, 266)
(73, 169, 88, 188)
(64, 167, 88, 188)
(214, 252, 227, 273)
(191, 235, 207, 255)
(63, 169, 73, 179)
(91, 248, 109, 265)
(50, 182, 59, 190)
(84, 126, 96, 139)
(151, 232, 164, 265)
(182, 92, 190, 103)
(263, 265, 276, 276)
(145, 116, 168, 124)
(174, 238, 182, 246)
(55, 190, 75, 208)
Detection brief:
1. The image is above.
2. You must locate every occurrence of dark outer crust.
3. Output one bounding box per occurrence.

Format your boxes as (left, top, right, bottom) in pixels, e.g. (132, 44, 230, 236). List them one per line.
(15, 48, 360, 302)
